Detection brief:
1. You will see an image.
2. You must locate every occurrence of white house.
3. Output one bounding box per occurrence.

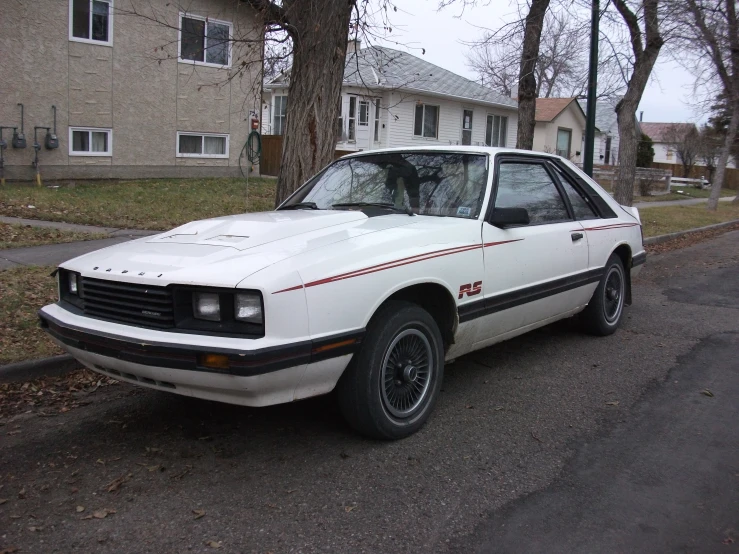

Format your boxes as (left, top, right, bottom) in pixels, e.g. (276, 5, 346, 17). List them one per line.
(531, 98, 587, 163)
(578, 99, 621, 166)
(639, 121, 736, 169)
(261, 42, 518, 153)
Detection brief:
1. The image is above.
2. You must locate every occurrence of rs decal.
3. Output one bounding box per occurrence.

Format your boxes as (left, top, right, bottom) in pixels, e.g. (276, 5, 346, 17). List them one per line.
(458, 281, 482, 299)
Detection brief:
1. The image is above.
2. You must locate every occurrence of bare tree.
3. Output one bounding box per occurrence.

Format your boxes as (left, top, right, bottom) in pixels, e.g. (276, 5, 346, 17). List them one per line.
(697, 124, 724, 183)
(467, 9, 624, 99)
(678, 0, 739, 209)
(517, 0, 552, 150)
(610, 0, 665, 206)
(663, 124, 700, 177)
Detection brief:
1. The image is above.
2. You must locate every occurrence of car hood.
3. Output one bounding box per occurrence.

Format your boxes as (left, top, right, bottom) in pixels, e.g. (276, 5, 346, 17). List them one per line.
(60, 210, 419, 287)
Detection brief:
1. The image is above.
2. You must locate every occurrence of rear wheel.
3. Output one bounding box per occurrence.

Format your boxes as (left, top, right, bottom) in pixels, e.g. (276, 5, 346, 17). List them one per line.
(581, 254, 626, 336)
(337, 301, 444, 439)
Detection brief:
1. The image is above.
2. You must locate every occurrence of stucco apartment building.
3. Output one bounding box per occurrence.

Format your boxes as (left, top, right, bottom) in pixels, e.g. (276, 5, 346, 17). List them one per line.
(0, 0, 261, 180)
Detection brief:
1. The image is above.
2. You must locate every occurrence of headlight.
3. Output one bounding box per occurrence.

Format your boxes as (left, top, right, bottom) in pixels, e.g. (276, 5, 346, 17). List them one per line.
(235, 293, 263, 324)
(193, 292, 221, 321)
(69, 272, 79, 295)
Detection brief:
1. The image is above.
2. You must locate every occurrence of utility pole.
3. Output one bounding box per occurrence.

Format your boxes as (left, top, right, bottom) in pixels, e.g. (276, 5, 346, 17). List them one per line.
(583, 0, 599, 177)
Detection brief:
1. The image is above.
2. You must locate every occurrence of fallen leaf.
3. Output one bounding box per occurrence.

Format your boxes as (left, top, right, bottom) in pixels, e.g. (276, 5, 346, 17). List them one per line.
(28, 526, 44, 532)
(701, 389, 714, 397)
(192, 509, 206, 520)
(76, 505, 85, 513)
(345, 505, 355, 512)
(722, 538, 735, 545)
(0, 498, 7, 505)
(106, 473, 131, 493)
(88, 508, 116, 519)
(605, 401, 619, 406)
(206, 540, 222, 549)
(339, 452, 350, 459)
(17, 488, 26, 499)
(0, 547, 19, 554)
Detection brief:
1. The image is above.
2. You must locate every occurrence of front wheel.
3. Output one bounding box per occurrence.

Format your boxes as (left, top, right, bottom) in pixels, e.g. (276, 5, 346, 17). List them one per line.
(337, 301, 444, 439)
(581, 254, 626, 336)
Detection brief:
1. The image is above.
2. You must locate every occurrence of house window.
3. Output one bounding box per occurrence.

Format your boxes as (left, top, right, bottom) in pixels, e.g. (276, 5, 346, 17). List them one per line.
(556, 128, 572, 158)
(485, 115, 507, 147)
(337, 114, 344, 141)
(273, 96, 287, 135)
(359, 101, 369, 126)
(177, 132, 229, 158)
(69, 127, 112, 156)
(70, 0, 112, 45)
(348, 97, 357, 142)
(414, 104, 439, 139)
(462, 109, 473, 146)
(605, 136, 612, 165)
(666, 147, 674, 160)
(374, 99, 381, 142)
(179, 13, 232, 67)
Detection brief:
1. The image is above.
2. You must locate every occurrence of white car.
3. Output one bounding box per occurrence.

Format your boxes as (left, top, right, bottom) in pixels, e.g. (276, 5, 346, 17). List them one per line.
(40, 147, 645, 439)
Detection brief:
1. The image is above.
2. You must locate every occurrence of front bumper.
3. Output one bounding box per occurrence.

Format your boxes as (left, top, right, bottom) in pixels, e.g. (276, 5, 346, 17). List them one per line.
(39, 305, 363, 407)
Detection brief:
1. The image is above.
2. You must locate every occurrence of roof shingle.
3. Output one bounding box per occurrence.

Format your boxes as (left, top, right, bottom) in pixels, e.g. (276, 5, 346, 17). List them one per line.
(639, 122, 698, 142)
(534, 98, 583, 122)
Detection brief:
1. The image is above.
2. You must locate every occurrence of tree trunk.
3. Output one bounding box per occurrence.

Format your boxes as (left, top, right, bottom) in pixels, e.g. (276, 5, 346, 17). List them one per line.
(274, 0, 355, 206)
(709, 99, 739, 210)
(611, 0, 663, 206)
(516, 0, 551, 150)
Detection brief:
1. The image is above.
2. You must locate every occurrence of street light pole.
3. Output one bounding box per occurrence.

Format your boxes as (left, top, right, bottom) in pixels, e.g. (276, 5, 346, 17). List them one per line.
(583, 0, 599, 177)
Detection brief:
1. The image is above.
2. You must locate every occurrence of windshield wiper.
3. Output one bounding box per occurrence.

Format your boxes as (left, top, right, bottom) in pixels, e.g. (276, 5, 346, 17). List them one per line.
(332, 202, 414, 216)
(280, 202, 320, 210)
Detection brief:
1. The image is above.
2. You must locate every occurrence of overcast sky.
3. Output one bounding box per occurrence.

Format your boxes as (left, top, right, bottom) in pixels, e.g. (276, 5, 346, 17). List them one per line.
(376, 0, 705, 124)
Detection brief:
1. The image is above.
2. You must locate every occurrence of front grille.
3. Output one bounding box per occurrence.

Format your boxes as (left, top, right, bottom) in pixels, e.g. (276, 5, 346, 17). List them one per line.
(80, 277, 175, 329)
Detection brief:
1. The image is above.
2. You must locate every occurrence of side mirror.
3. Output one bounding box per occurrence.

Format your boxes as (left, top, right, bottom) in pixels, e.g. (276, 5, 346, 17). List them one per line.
(490, 207, 530, 227)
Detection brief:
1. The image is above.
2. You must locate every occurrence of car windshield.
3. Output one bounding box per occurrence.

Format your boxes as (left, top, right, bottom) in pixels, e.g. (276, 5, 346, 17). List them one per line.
(281, 152, 489, 219)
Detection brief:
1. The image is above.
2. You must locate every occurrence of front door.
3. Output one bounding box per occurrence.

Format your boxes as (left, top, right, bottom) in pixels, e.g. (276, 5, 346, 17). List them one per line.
(473, 157, 591, 345)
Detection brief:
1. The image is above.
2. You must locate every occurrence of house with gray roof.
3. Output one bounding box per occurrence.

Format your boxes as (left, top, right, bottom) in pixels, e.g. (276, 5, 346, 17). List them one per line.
(578, 99, 621, 166)
(261, 42, 518, 153)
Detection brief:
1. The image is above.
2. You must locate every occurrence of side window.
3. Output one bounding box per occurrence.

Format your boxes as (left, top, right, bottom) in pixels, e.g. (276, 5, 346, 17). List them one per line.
(551, 165, 599, 220)
(494, 162, 570, 225)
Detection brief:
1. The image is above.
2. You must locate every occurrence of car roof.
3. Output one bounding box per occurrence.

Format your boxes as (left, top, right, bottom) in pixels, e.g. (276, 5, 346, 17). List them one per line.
(338, 145, 562, 161)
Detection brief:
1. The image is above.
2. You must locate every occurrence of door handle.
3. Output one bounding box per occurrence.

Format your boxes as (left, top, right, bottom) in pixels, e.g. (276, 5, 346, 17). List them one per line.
(571, 233, 584, 241)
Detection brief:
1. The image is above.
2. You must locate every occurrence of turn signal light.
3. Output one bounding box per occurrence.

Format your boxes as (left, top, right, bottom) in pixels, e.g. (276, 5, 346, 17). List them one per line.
(197, 353, 230, 370)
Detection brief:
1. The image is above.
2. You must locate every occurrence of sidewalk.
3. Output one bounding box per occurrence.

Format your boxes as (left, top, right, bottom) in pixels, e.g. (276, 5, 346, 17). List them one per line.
(633, 196, 736, 209)
(0, 217, 158, 270)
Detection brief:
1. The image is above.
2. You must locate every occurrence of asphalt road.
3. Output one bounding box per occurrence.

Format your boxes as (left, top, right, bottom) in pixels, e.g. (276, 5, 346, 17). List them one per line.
(1, 231, 738, 554)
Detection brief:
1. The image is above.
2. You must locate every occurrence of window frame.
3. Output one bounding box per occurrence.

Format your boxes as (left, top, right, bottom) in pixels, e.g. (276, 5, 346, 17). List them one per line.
(272, 95, 288, 136)
(177, 12, 233, 69)
(69, 0, 113, 46)
(461, 108, 474, 146)
(68, 127, 113, 157)
(556, 127, 573, 158)
(485, 114, 508, 147)
(413, 103, 440, 139)
(348, 97, 357, 142)
(176, 131, 230, 159)
(358, 100, 370, 126)
(373, 98, 381, 142)
(487, 155, 577, 227)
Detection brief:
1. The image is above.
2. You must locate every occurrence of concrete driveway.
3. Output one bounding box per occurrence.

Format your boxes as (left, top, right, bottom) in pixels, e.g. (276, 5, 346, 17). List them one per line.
(1, 231, 737, 553)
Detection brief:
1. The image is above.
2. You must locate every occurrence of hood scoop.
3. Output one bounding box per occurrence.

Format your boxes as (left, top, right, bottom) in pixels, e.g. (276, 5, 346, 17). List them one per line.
(147, 210, 368, 251)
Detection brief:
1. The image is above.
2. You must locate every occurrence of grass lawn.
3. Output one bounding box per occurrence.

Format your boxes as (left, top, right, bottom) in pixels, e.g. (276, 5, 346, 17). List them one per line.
(640, 203, 739, 237)
(0, 177, 276, 231)
(0, 266, 63, 365)
(0, 223, 107, 250)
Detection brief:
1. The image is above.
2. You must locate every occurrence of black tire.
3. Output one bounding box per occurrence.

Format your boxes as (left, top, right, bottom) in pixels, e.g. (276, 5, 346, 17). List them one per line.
(337, 301, 445, 440)
(581, 253, 626, 336)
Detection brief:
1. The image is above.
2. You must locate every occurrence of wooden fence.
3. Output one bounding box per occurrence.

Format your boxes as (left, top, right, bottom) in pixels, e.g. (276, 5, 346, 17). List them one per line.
(259, 134, 356, 177)
(650, 162, 739, 190)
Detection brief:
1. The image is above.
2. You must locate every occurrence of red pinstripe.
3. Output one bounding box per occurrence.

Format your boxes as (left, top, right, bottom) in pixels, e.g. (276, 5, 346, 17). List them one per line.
(272, 239, 523, 294)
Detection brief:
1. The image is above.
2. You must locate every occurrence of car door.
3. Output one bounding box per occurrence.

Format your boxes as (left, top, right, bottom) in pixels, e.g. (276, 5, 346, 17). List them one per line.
(471, 156, 592, 345)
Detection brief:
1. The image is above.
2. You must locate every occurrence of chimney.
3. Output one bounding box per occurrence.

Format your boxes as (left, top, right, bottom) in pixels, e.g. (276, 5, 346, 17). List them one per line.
(347, 39, 362, 54)
(510, 83, 519, 100)
(639, 111, 643, 122)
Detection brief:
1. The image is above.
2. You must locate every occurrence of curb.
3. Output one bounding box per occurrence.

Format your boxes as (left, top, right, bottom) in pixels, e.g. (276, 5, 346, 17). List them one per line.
(0, 354, 79, 384)
(643, 218, 739, 245)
